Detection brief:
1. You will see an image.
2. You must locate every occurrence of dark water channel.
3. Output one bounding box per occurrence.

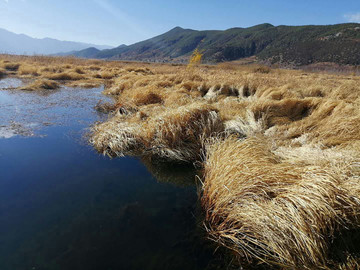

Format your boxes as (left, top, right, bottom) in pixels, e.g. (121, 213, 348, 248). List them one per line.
(0, 79, 228, 270)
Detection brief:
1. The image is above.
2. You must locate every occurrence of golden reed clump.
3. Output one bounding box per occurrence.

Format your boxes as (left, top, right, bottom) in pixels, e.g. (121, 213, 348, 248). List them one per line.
(91, 102, 224, 162)
(202, 137, 360, 269)
(2, 53, 360, 268)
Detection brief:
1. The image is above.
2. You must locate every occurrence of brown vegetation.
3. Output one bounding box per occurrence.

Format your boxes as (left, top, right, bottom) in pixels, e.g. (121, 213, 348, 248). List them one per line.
(203, 137, 360, 269)
(0, 54, 130, 89)
(88, 58, 360, 269)
(18, 65, 39, 76)
(2, 62, 20, 71)
(2, 54, 360, 269)
(0, 68, 6, 78)
(20, 79, 59, 91)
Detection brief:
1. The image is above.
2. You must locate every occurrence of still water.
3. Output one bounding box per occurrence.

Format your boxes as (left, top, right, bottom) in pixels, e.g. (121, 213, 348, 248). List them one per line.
(0, 80, 228, 270)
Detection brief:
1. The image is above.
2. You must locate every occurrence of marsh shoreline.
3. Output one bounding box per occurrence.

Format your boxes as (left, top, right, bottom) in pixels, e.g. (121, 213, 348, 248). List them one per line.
(1, 54, 360, 269)
(0, 77, 234, 270)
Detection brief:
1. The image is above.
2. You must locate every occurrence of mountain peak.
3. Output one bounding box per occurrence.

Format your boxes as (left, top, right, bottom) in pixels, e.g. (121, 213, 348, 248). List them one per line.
(247, 23, 275, 30)
(167, 26, 186, 33)
(117, 44, 128, 49)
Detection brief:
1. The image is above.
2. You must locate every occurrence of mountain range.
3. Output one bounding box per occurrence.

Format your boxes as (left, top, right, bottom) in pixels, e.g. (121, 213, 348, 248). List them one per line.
(2, 23, 360, 66)
(67, 23, 360, 66)
(0, 28, 113, 55)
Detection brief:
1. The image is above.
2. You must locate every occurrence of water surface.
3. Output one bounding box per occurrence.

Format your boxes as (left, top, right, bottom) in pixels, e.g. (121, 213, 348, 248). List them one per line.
(0, 82, 228, 270)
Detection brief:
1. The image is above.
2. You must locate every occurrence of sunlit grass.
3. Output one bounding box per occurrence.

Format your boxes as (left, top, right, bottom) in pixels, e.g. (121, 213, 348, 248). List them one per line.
(1, 53, 360, 268)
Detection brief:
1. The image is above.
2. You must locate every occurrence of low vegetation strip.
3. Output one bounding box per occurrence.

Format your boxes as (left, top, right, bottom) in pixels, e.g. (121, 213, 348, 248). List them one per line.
(1, 54, 360, 269)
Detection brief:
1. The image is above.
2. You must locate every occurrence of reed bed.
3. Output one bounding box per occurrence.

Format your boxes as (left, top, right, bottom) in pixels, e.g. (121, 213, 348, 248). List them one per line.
(202, 137, 360, 269)
(91, 102, 224, 161)
(2, 54, 360, 268)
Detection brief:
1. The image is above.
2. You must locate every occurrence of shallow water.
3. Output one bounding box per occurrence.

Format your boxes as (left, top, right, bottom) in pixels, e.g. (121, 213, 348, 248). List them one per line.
(0, 77, 24, 90)
(0, 83, 227, 270)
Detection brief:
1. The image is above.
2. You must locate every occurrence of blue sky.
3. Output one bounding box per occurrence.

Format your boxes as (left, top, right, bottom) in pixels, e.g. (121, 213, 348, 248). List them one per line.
(0, 0, 360, 46)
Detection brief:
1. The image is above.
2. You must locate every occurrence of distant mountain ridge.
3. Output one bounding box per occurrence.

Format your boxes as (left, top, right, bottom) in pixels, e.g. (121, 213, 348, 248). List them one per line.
(56, 47, 101, 58)
(0, 28, 113, 55)
(58, 44, 128, 58)
(3, 23, 360, 66)
(67, 23, 360, 66)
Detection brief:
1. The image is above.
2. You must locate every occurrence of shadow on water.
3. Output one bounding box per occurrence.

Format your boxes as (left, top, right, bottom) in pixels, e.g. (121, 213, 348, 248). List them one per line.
(141, 157, 199, 187)
(0, 82, 233, 270)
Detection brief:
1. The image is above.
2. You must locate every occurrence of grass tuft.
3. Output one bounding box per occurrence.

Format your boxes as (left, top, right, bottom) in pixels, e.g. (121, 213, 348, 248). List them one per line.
(2, 62, 20, 71)
(18, 65, 39, 76)
(20, 79, 59, 91)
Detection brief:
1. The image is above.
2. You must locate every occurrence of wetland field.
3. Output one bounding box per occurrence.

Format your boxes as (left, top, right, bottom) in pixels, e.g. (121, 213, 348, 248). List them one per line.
(1, 54, 360, 269)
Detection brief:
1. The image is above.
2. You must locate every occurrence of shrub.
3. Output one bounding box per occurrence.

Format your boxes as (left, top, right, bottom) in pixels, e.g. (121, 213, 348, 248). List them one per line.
(187, 48, 203, 69)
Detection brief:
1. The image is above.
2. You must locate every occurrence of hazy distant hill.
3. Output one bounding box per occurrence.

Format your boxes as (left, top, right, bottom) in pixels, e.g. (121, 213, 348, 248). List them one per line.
(56, 47, 102, 58)
(61, 45, 128, 59)
(0, 28, 113, 55)
(95, 44, 128, 58)
(86, 23, 360, 66)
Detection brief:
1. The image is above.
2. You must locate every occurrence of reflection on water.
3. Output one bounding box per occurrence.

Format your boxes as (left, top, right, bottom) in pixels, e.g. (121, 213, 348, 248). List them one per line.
(0, 84, 111, 138)
(0, 84, 229, 270)
(0, 77, 24, 89)
(142, 157, 198, 187)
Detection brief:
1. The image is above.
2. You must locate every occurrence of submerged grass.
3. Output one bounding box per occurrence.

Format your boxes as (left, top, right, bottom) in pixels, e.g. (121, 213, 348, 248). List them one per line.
(2, 54, 360, 269)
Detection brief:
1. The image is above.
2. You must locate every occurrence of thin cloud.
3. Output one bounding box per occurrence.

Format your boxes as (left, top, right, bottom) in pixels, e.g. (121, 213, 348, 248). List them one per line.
(2, 0, 27, 2)
(344, 12, 360, 23)
(93, 0, 151, 39)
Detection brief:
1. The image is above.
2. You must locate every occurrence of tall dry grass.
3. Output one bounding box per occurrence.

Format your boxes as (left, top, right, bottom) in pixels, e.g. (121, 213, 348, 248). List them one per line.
(0, 54, 128, 89)
(20, 79, 59, 91)
(88, 57, 360, 268)
(91, 102, 224, 161)
(202, 137, 360, 269)
(2, 54, 360, 268)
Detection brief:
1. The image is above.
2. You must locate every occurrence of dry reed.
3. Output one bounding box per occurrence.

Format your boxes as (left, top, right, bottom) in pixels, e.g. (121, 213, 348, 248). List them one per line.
(20, 79, 59, 91)
(202, 137, 360, 269)
(2, 53, 360, 269)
